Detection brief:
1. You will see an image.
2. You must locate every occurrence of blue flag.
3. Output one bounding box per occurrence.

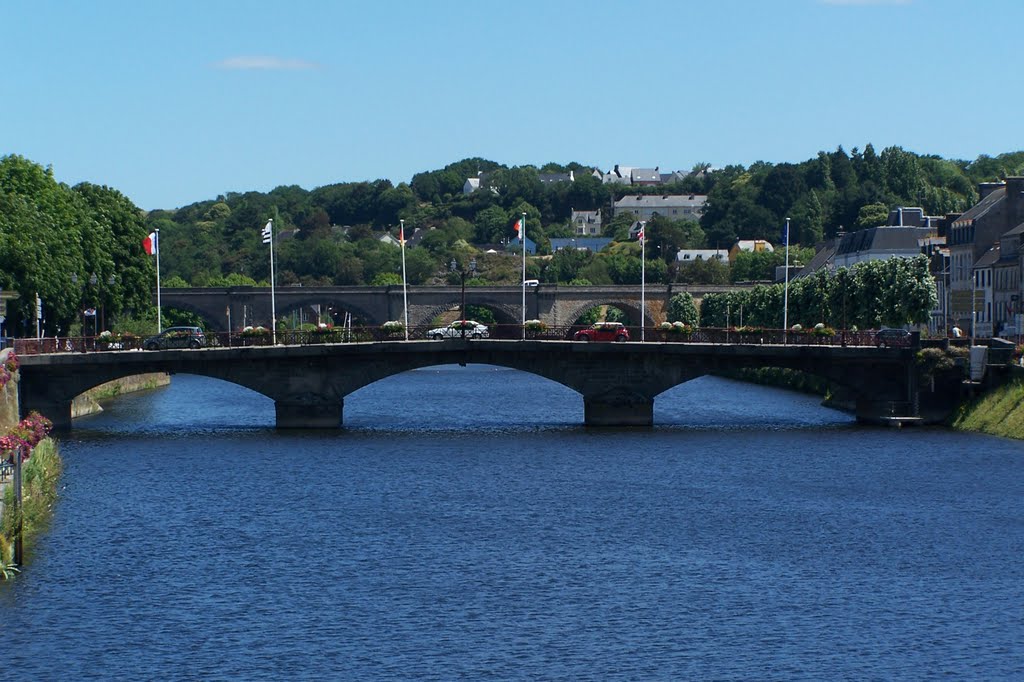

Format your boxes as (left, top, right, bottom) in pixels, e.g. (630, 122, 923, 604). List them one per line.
(781, 221, 789, 247)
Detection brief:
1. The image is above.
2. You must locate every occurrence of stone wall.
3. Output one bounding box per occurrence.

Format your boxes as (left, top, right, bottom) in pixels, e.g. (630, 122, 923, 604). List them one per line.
(72, 373, 171, 418)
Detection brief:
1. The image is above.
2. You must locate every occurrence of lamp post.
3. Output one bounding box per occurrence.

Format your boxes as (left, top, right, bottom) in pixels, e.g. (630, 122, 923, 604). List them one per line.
(100, 274, 115, 332)
(88, 273, 98, 338)
(450, 257, 477, 337)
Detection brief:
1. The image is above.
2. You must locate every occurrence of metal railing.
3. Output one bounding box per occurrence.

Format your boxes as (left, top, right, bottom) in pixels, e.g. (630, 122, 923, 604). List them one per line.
(9, 326, 913, 355)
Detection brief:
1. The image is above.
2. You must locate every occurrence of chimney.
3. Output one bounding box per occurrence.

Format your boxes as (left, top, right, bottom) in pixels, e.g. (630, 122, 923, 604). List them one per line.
(978, 181, 1005, 199)
(1006, 177, 1024, 227)
(1006, 176, 1024, 195)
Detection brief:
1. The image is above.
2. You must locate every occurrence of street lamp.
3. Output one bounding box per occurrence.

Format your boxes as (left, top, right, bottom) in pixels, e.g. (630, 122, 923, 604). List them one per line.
(450, 257, 477, 337)
(88, 273, 99, 338)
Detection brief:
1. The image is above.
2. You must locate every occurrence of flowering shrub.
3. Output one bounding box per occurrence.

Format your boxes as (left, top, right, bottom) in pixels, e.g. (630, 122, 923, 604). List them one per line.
(0, 411, 52, 462)
(524, 320, 547, 332)
(381, 320, 405, 334)
(812, 324, 836, 337)
(0, 352, 17, 388)
(669, 321, 693, 334)
(240, 325, 270, 337)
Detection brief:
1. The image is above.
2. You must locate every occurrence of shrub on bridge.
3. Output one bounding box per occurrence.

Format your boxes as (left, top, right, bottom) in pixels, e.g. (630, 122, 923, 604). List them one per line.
(659, 321, 693, 339)
(381, 320, 405, 337)
(240, 326, 271, 345)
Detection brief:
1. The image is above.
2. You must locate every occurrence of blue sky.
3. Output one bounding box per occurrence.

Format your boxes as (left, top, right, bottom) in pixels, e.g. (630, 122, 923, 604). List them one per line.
(3, 0, 1020, 210)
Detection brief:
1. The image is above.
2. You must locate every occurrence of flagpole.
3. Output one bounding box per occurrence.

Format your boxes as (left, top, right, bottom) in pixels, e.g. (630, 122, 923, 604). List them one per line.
(783, 217, 790, 344)
(155, 227, 162, 333)
(268, 219, 277, 345)
(640, 221, 646, 342)
(521, 212, 527, 340)
(400, 219, 409, 341)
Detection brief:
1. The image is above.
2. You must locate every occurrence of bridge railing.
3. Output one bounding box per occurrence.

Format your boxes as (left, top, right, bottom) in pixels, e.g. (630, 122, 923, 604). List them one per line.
(9, 327, 908, 355)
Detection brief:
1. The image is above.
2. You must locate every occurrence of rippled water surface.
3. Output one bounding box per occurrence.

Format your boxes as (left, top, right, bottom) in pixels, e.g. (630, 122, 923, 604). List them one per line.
(3, 367, 1023, 679)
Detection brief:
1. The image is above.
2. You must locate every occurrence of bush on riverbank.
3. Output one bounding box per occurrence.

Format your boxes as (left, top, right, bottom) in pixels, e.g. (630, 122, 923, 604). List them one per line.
(951, 379, 1024, 439)
(1, 414, 60, 578)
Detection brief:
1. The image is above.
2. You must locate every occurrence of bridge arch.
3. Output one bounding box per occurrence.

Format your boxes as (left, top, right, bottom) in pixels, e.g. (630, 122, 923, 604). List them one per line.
(163, 301, 221, 332)
(561, 299, 650, 327)
(411, 302, 522, 328)
(275, 296, 379, 326)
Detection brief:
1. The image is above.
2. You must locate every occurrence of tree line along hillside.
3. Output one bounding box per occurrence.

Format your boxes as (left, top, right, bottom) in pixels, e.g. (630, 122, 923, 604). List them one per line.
(145, 146, 1024, 289)
(1, 147, 1023, 334)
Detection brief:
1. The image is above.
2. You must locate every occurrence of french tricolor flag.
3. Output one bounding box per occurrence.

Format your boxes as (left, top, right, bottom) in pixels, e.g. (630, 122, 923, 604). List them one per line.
(143, 231, 158, 256)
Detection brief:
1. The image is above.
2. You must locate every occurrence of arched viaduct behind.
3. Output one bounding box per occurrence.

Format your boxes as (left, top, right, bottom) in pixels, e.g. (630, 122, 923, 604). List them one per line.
(157, 284, 749, 331)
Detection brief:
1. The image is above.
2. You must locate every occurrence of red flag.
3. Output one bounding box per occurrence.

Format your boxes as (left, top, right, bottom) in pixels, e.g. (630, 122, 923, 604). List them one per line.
(398, 224, 405, 244)
(637, 224, 645, 242)
(143, 231, 158, 255)
(513, 218, 523, 237)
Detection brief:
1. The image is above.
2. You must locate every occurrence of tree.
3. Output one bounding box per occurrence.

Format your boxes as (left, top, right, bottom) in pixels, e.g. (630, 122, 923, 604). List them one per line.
(0, 155, 89, 334)
(675, 256, 730, 285)
(474, 205, 509, 244)
(73, 182, 152, 324)
(854, 202, 889, 230)
(666, 292, 698, 325)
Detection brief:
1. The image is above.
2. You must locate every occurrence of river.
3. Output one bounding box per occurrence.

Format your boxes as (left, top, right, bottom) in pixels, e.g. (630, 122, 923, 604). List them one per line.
(2, 367, 1022, 679)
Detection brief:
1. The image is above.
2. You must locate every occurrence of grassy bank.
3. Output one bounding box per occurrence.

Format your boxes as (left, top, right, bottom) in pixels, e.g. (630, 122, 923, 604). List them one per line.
(1, 415, 60, 579)
(951, 379, 1024, 439)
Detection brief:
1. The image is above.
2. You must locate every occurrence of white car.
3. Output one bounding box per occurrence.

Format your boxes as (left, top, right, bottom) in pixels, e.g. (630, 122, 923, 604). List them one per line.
(427, 320, 489, 340)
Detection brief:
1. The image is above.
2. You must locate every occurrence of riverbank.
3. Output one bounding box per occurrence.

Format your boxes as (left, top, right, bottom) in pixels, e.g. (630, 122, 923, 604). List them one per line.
(951, 370, 1024, 439)
(72, 372, 171, 418)
(1, 415, 59, 578)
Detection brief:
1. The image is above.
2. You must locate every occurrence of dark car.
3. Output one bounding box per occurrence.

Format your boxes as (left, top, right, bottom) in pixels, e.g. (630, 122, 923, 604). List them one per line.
(143, 326, 206, 350)
(874, 328, 911, 348)
(574, 322, 630, 342)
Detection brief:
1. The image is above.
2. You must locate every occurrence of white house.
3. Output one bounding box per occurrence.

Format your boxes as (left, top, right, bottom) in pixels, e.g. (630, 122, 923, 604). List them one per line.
(613, 194, 707, 221)
(571, 208, 602, 236)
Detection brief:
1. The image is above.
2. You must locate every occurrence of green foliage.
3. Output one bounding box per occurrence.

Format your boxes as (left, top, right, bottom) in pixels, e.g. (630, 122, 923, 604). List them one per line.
(2, 145, 1017, 326)
(163, 307, 207, 329)
(952, 378, 1024, 438)
(699, 254, 936, 329)
(675, 256, 730, 284)
(464, 305, 496, 325)
(1, 438, 62, 572)
(371, 272, 403, 286)
(666, 292, 699, 326)
(855, 202, 890, 230)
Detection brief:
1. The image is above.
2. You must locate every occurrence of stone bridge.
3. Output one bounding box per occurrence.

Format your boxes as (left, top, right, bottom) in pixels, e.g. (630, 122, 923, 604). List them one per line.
(17, 340, 918, 430)
(157, 284, 749, 330)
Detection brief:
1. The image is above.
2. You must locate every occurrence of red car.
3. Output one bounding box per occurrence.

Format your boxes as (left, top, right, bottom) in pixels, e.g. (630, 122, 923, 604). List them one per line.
(574, 322, 630, 342)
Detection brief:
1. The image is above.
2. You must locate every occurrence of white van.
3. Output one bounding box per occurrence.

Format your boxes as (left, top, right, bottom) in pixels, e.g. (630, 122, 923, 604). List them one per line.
(524, 279, 539, 287)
